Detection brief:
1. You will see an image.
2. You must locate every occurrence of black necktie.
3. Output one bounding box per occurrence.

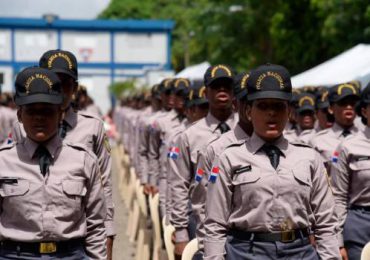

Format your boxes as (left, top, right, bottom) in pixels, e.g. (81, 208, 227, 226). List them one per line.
(59, 120, 68, 139)
(217, 122, 231, 134)
(262, 144, 281, 169)
(342, 129, 351, 137)
(35, 146, 52, 176)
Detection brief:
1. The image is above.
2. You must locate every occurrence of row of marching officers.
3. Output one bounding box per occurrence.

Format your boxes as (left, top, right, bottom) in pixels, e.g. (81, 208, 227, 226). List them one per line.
(115, 63, 370, 260)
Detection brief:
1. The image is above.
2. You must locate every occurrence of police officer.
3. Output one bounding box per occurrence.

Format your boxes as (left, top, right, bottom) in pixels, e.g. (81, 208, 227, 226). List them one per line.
(315, 87, 333, 132)
(170, 65, 237, 258)
(331, 82, 370, 260)
(203, 64, 340, 259)
(295, 92, 317, 144)
(0, 67, 106, 259)
(310, 83, 360, 172)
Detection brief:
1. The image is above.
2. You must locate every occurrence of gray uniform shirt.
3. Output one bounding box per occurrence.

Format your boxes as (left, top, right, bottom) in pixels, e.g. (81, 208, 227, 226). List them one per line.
(204, 133, 340, 260)
(331, 126, 370, 247)
(0, 135, 107, 259)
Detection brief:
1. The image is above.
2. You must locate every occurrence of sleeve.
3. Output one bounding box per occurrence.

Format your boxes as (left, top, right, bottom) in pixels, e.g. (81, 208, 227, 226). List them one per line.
(147, 119, 162, 187)
(330, 143, 350, 247)
(170, 133, 192, 242)
(203, 154, 232, 260)
(159, 139, 170, 218)
(310, 151, 341, 259)
(94, 120, 115, 237)
(137, 120, 150, 184)
(84, 154, 107, 259)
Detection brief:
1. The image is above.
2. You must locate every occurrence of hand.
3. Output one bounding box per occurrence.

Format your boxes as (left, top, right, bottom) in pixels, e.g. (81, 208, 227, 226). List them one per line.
(340, 247, 348, 260)
(151, 186, 159, 195)
(174, 241, 188, 258)
(106, 236, 114, 260)
(143, 184, 151, 195)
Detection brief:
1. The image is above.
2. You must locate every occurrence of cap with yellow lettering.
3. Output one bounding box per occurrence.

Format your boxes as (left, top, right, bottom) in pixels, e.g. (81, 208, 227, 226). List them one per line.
(14, 67, 62, 106)
(158, 78, 174, 94)
(188, 81, 208, 107)
(234, 72, 249, 100)
(315, 87, 329, 109)
(173, 78, 191, 97)
(247, 64, 292, 101)
(39, 49, 78, 80)
(204, 64, 234, 87)
(296, 92, 316, 113)
(328, 83, 360, 103)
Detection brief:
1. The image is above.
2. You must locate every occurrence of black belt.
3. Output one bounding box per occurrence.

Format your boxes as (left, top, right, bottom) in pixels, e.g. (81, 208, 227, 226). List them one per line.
(1, 238, 84, 254)
(229, 229, 310, 243)
(350, 205, 370, 212)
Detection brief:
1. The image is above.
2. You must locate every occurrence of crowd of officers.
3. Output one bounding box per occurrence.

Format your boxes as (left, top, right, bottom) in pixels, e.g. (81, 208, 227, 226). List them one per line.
(0, 50, 114, 259)
(116, 63, 370, 260)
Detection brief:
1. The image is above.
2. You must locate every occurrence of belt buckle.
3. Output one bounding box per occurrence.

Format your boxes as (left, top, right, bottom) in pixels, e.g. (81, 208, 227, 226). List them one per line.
(281, 230, 295, 243)
(39, 242, 57, 254)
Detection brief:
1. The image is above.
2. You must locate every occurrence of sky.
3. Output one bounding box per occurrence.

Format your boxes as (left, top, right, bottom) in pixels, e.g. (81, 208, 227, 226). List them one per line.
(0, 0, 111, 19)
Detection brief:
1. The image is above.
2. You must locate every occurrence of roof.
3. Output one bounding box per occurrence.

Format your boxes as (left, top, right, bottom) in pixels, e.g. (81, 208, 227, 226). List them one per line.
(0, 17, 175, 32)
(292, 44, 370, 88)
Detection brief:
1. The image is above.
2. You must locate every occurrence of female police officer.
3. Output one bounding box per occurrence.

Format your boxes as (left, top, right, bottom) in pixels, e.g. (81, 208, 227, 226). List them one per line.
(331, 83, 370, 260)
(203, 64, 340, 259)
(0, 67, 106, 259)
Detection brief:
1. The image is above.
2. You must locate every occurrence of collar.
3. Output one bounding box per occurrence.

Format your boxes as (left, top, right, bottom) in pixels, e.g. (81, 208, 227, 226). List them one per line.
(24, 134, 62, 160)
(332, 122, 358, 138)
(206, 112, 236, 133)
(234, 123, 250, 140)
(248, 132, 288, 157)
(63, 106, 78, 128)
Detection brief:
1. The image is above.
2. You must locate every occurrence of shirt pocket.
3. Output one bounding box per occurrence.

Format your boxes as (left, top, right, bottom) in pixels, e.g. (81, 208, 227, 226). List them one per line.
(349, 160, 370, 187)
(0, 179, 31, 218)
(232, 168, 261, 208)
(62, 179, 87, 212)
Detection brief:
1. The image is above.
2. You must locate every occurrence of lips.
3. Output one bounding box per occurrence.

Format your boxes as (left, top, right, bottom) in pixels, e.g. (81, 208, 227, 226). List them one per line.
(216, 93, 230, 102)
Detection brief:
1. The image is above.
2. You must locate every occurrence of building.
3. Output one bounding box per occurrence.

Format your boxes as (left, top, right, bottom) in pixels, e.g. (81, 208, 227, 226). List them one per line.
(0, 16, 175, 113)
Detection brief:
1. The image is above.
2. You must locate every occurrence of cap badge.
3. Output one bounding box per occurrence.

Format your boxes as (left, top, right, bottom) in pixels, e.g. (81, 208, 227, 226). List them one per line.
(199, 86, 206, 98)
(47, 52, 73, 70)
(321, 91, 329, 102)
(25, 73, 53, 94)
(256, 71, 285, 90)
(337, 83, 357, 95)
(241, 74, 249, 89)
(298, 96, 315, 107)
(211, 65, 232, 78)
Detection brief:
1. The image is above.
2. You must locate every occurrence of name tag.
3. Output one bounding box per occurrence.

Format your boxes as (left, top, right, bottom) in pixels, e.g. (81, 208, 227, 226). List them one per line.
(0, 178, 18, 185)
(357, 156, 370, 161)
(234, 165, 252, 175)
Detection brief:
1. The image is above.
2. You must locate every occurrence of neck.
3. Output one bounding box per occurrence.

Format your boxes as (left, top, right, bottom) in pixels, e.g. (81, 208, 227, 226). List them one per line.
(336, 121, 353, 130)
(238, 120, 253, 136)
(210, 108, 232, 122)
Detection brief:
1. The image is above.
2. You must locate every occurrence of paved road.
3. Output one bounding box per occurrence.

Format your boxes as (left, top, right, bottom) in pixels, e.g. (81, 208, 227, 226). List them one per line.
(112, 151, 136, 260)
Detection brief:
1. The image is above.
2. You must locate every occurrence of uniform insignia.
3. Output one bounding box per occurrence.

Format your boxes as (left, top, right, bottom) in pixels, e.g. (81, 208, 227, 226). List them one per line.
(103, 134, 111, 154)
(168, 146, 179, 160)
(6, 133, 13, 144)
(209, 166, 219, 183)
(195, 168, 205, 182)
(234, 165, 252, 175)
(331, 151, 339, 163)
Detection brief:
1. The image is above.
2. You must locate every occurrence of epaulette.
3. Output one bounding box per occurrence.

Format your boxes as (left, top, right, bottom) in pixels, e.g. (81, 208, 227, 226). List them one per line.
(78, 111, 102, 121)
(224, 139, 245, 150)
(290, 141, 312, 148)
(65, 141, 97, 159)
(0, 142, 16, 151)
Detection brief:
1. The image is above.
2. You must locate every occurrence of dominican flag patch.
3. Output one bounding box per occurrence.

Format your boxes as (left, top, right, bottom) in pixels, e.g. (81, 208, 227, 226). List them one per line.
(195, 168, 205, 182)
(6, 133, 13, 144)
(168, 146, 180, 160)
(209, 166, 219, 183)
(332, 151, 339, 163)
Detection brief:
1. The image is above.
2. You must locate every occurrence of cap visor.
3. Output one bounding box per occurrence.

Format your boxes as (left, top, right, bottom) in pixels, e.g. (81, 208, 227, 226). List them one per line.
(331, 93, 360, 103)
(235, 90, 247, 100)
(207, 76, 233, 87)
(297, 106, 315, 113)
(52, 68, 77, 80)
(15, 94, 63, 106)
(248, 91, 292, 101)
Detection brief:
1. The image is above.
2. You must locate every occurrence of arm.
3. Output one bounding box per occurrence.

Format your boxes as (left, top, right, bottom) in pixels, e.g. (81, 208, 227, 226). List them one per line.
(310, 151, 341, 259)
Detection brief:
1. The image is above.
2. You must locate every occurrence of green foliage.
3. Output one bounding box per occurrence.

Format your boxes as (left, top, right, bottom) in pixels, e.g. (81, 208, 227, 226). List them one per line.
(109, 80, 137, 98)
(100, 0, 370, 75)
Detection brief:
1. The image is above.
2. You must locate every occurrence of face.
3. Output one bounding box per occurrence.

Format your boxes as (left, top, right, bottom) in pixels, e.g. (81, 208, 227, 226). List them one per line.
(330, 96, 358, 127)
(160, 91, 175, 110)
(316, 108, 333, 129)
(174, 94, 185, 115)
(297, 110, 316, 130)
(18, 103, 63, 143)
(247, 99, 289, 142)
(206, 78, 233, 111)
(188, 103, 209, 123)
(57, 73, 77, 110)
(361, 103, 370, 127)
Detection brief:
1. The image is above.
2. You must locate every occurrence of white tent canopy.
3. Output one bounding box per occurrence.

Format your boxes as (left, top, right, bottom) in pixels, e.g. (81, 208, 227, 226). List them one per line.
(292, 44, 370, 88)
(175, 61, 211, 80)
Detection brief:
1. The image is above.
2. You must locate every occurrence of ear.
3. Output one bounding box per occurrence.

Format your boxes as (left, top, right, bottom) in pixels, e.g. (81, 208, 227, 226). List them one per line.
(17, 108, 22, 122)
(246, 103, 252, 121)
(328, 105, 334, 115)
